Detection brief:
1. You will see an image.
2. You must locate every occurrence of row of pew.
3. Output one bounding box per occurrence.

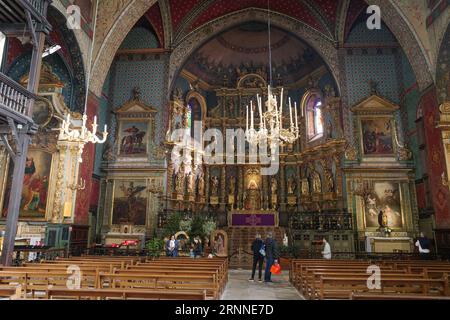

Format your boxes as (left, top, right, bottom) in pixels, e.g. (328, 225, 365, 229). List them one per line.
(290, 259, 450, 300)
(0, 255, 228, 300)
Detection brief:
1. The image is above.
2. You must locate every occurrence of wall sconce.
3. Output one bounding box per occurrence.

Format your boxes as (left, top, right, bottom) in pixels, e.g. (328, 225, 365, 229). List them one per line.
(68, 177, 86, 191)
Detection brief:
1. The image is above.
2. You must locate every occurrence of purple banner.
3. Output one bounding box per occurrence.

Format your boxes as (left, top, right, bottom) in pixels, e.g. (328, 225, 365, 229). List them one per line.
(231, 214, 275, 227)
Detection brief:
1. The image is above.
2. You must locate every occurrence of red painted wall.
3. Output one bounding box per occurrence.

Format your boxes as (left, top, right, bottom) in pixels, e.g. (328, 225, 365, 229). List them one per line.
(421, 87, 450, 228)
(74, 91, 99, 225)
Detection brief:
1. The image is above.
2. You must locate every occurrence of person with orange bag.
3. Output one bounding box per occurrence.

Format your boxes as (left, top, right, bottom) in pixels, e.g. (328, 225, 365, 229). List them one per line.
(263, 232, 279, 283)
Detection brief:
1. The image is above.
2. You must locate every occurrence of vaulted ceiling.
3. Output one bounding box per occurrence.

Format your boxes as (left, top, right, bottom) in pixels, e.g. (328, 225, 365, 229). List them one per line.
(145, 0, 368, 47)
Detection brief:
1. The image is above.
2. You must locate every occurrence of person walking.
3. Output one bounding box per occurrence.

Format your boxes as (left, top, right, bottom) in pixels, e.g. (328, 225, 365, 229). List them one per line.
(249, 233, 264, 282)
(321, 237, 332, 260)
(264, 232, 279, 283)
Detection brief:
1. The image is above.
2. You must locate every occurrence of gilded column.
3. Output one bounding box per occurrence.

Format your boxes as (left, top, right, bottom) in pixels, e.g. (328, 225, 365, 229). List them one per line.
(280, 163, 286, 211)
(220, 166, 226, 210)
(51, 144, 67, 223)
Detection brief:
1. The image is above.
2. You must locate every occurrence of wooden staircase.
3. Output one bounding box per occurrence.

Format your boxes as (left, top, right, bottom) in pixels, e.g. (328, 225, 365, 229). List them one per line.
(226, 226, 285, 269)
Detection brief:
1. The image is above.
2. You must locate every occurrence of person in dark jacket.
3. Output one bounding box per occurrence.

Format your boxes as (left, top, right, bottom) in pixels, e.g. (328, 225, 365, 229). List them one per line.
(192, 236, 203, 258)
(264, 232, 279, 283)
(249, 233, 264, 282)
(415, 232, 431, 260)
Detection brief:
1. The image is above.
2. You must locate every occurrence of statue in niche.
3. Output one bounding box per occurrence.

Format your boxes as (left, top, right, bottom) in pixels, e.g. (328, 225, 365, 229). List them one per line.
(270, 177, 277, 195)
(368, 79, 379, 95)
(197, 172, 205, 195)
(323, 169, 334, 192)
(229, 176, 236, 195)
(287, 176, 297, 195)
(311, 170, 321, 193)
(325, 120, 333, 140)
(244, 179, 261, 210)
(211, 176, 220, 196)
(175, 172, 184, 193)
(301, 179, 309, 196)
(187, 172, 195, 194)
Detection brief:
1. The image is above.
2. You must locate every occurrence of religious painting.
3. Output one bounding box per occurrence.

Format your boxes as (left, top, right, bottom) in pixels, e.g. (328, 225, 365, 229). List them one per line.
(2, 150, 52, 220)
(118, 121, 148, 155)
(112, 180, 147, 226)
(364, 181, 403, 229)
(211, 230, 228, 257)
(361, 118, 394, 156)
(32, 97, 53, 127)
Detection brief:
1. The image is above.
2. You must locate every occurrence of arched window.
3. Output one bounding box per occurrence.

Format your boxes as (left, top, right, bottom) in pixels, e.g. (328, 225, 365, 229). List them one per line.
(302, 89, 324, 141)
(0, 32, 6, 69)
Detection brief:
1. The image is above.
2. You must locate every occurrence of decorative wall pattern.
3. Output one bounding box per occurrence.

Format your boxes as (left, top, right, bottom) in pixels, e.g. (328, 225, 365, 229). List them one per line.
(112, 57, 168, 144)
(119, 27, 160, 49)
(344, 52, 400, 106)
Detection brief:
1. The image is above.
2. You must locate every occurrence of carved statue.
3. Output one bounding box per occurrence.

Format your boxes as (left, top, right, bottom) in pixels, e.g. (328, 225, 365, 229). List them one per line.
(324, 169, 334, 192)
(197, 173, 205, 195)
(287, 176, 296, 195)
(301, 179, 309, 196)
(175, 172, 184, 193)
(311, 171, 321, 193)
(229, 176, 236, 195)
(270, 177, 277, 195)
(187, 172, 195, 194)
(211, 176, 219, 196)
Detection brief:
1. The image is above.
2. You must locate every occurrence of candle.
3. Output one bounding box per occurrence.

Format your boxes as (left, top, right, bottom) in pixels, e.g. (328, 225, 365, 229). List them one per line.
(258, 97, 263, 125)
(295, 102, 298, 129)
(280, 88, 284, 118)
(246, 104, 249, 131)
(289, 97, 293, 126)
(250, 101, 254, 128)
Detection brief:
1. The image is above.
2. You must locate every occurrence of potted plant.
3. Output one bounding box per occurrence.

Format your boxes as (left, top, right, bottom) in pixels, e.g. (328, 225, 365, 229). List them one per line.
(146, 238, 164, 260)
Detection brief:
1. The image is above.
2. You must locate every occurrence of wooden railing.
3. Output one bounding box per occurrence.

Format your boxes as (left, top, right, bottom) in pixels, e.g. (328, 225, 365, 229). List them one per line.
(0, 72, 35, 120)
(21, 0, 51, 20)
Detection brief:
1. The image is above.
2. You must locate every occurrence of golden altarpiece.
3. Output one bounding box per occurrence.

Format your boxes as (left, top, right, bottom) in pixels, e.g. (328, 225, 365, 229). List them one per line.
(0, 64, 89, 250)
(159, 70, 422, 259)
(344, 95, 419, 253)
(98, 88, 165, 248)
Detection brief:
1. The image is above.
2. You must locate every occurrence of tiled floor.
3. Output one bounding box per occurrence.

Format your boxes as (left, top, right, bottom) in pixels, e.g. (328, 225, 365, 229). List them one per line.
(221, 269, 304, 300)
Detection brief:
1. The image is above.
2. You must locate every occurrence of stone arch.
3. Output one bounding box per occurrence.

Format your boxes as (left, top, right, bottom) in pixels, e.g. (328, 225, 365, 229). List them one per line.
(436, 24, 450, 104)
(367, 0, 434, 90)
(90, 0, 158, 97)
(168, 8, 341, 97)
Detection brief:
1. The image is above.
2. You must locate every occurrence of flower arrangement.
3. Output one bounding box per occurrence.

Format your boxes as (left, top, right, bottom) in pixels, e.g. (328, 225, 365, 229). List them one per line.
(202, 220, 217, 237)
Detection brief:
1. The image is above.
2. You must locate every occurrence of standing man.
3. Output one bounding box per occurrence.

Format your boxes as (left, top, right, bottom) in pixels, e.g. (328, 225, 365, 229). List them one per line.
(249, 233, 264, 282)
(264, 232, 279, 283)
(322, 237, 332, 259)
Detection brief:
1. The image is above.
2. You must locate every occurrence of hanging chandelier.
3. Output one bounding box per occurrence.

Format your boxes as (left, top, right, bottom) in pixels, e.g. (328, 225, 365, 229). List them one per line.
(244, 1, 300, 147)
(58, 113, 108, 163)
(57, 0, 108, 163)
(246, 86, 299, 146)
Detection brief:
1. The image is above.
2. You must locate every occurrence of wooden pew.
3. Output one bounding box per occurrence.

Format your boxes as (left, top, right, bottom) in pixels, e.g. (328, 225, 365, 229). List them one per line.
(319, 276, 449, 300)
(0, 285, 21, 300)
(46, 287, 207, 300)
(350, 292, 450, 300)
(98, 272, 219, 300)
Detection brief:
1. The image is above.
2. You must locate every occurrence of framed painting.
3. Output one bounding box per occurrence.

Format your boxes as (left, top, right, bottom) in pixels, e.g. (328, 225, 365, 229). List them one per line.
(364, 181, 403, 229)
(118, 120, 149, 156)
(112, 180, 147, 226)
(2, 150, 53, 220)
(360, 117, 395, 156)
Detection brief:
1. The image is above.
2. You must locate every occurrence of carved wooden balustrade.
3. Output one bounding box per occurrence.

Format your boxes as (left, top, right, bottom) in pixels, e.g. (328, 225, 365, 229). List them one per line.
(0, 72, 35, 124)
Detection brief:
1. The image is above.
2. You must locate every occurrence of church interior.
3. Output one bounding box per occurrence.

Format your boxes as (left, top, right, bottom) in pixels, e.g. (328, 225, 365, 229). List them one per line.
(0, 0, 449, 301)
